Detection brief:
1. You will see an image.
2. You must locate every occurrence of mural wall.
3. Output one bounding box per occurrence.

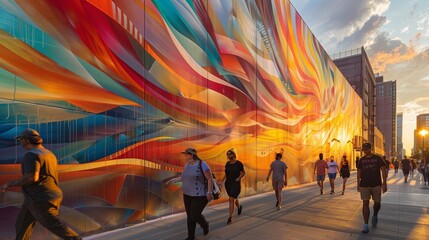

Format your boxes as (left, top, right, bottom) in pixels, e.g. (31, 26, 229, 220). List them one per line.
(0, 0, 362, 238)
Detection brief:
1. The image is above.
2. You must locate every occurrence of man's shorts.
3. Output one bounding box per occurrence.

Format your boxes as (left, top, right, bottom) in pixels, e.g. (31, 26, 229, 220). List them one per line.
(272, 180, 285, 190)
(316, 175, 325, 181)
(328, 173, 337, 179)
(402, 169, 410, 176)
(360, 186, 382, 202)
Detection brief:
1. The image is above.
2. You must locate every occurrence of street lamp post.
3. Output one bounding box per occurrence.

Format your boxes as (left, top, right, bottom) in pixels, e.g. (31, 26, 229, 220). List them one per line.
(420, 129, 428, 156)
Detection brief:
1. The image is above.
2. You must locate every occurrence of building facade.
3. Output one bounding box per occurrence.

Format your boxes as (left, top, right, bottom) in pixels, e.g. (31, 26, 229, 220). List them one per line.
(374, 126, 385, 156)
(375, 75, 397, 160)
(333, 47, 377, 148)
(414, 113, 429, 152)
(397, 113, 404, 160)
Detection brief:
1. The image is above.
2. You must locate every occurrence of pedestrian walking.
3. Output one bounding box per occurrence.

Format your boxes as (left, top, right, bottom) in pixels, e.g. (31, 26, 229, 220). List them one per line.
(418, 160, 426, 185)
(221, 148, 245, 225)
(383, 156, 391, 177)
(165, 148, 212, 240)
(339, 155, 350, 195)
(357, 143, 387, 234)
(425, 159, 429, 186)
(400, 156, 411, 183)
(314, 153, 328, 195)
(410, 159, 417, 177)
(327, 156, 339, 194)
(423, 152, 429, 186)
(393, 159, 399, 173)
(0, 129, 82, 240)
(266, 153, 288, 210)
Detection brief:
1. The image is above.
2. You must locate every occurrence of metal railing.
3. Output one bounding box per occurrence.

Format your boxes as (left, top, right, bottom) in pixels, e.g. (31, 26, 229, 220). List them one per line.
(330, 47, 362, 60)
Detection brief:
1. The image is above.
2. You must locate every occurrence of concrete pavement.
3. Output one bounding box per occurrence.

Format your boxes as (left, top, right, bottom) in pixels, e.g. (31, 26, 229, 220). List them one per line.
(85, 171, 429, 240)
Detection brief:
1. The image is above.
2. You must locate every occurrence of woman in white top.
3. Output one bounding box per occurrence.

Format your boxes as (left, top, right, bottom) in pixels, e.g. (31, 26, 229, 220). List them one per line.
(166, 148, 213, 240)
(327, 156, 340, 194)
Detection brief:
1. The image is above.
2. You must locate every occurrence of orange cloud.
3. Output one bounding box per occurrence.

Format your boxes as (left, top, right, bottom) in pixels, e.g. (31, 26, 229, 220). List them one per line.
(370, 45, 417, 72)
(371, 32, 423, 73)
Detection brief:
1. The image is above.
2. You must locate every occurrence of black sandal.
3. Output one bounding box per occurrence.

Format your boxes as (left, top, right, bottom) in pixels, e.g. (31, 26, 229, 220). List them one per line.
(202, 222, 209, 235)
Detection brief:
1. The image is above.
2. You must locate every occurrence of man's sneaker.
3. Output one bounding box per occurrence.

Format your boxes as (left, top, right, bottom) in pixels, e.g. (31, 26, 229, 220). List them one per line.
(330, 191, 334, 194)
(372, 215, 378, 227)
(361, 224, 369, 233)
(320, 189, 323, 195)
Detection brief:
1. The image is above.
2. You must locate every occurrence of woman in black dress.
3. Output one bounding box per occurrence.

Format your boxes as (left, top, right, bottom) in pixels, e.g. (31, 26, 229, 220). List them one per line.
(222, 148, 245, 225)
(340, 155, 350, 195)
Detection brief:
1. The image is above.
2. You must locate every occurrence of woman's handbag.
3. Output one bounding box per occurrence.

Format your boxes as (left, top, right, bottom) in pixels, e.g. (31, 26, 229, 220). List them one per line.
(199, 160, 221, 199)
(211, 175, 221, 199)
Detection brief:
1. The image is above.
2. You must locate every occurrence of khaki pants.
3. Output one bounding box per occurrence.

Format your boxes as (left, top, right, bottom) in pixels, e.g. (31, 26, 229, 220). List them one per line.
(359, 186, 381, 202)
(15, 199, 81, 240)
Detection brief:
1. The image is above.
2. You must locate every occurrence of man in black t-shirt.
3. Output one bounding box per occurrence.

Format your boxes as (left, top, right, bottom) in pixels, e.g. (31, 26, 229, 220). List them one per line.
(401, 156, 411, 183)
(357, 143, 387, 234)
(0, 129, 81, 240)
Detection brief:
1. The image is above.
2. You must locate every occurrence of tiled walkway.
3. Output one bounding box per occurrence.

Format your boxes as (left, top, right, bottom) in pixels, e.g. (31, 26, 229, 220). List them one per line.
(86, 171, 429, 240)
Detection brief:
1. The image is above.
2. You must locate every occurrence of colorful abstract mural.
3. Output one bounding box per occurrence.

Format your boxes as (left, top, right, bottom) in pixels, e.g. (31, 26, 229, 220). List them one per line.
(0, 0, 362, 238)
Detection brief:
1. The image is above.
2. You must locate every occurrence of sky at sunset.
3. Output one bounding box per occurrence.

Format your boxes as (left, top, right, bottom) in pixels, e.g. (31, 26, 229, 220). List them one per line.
(291, 0, 429, 154)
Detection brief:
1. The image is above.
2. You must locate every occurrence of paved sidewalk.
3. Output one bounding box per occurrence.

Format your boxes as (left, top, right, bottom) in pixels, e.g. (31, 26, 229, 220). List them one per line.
(85, 171, 429, 240)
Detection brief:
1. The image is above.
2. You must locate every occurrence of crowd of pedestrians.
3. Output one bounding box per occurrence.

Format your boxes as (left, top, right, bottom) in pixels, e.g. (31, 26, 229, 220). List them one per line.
(163, 143, 428, 239)
(2, 129, 429, 240)
(383, 152, 429, 186)
(140, 143, 429, 238)
(162, 143, 428, 239)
